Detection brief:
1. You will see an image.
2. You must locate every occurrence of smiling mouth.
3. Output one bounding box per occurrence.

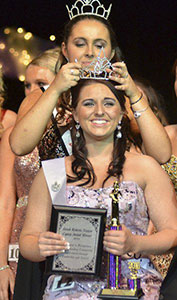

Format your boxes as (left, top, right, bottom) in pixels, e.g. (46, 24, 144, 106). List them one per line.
(91, 120, 108, 125)
(82, 61, 93, 66)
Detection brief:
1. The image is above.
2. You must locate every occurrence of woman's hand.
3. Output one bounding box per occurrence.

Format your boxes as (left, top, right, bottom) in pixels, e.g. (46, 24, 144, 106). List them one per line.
(103, 224, 135, 256)
(38, 231, 70, 258)
(53, 62, 82, 94)
(0, 268, 15, 300)
(109, 62, 141, 101)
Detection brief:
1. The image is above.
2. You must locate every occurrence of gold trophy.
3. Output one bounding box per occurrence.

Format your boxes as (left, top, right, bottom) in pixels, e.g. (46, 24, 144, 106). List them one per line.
(98, 182, 143, 299)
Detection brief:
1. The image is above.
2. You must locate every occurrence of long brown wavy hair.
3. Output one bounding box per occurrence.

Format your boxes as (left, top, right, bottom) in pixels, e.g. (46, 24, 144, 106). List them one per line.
(67, 79, 134, 187)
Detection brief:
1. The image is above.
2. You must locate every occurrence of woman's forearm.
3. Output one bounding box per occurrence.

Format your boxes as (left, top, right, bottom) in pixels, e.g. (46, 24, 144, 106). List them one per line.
(138, 112, 171, 163)
(0, 127, 17, 266)
(19, 234, 46, 262)
(132, 229, 177, 256)
(10, 61, 82, 156)
(0, 209, 15, 266)
(10, 87, 60, 156)
(135, 110, 171, 163)
(109, 63, 171, 163)
(129, 94, 171, 163)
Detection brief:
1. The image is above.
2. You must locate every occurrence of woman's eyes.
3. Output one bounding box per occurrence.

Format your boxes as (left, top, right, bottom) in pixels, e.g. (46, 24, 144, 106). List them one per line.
(75, 39, 86, 47)
(105, 102, 114, 106)
(83, 101, 94, 107)
(37, 82, 46, 87)
(75, 43, 85, 47)
(104, 101, 115, 106)
(24, 82, 47, 89)
(82, 101, 115, 107)
(75, 41, 105, 48)
(95, 43, 105, 49)
(24, 83, 30, 89)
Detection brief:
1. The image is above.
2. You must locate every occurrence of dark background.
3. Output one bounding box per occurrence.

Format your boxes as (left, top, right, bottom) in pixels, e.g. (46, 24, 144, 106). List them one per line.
(0, 0, 177, 122)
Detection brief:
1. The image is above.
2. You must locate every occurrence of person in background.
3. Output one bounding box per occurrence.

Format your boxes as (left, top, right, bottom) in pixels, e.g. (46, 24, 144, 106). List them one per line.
(132, 77, 177, 194)
(0, 47, 60, 300)
(0, 70, 16, 141)
(9, 0, 171, 164)
(164, 58, 177, 125)
(127, 77, 176, 281)
(172, 58, 177, 98)
(19, 79, 177, 300)
(159, 58, 177, 300)
(163, 58, 177, 178)
(24, 48, 59, 96)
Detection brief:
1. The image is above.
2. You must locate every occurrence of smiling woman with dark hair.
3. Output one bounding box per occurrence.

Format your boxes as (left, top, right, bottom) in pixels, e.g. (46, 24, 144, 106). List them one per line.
(19, 78, 177, 300)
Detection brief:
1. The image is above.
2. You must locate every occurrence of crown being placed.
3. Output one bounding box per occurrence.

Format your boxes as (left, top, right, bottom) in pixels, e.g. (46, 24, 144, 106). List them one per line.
(79, 48, 113, 80)
(66, 0, 112, 20)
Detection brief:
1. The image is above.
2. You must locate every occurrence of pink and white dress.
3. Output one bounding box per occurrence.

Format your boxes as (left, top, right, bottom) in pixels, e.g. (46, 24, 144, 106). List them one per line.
(42, 159, 162, 300)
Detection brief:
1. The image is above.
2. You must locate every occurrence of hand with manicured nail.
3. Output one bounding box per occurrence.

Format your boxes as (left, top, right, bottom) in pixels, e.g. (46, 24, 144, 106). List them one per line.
(53, 62, 82, 94)
(38, 231, 70, 257)
(108, 61, 142, 101)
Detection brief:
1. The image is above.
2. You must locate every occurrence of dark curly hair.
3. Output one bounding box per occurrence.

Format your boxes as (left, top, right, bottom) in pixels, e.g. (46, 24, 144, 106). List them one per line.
(67, 79, 133, 187)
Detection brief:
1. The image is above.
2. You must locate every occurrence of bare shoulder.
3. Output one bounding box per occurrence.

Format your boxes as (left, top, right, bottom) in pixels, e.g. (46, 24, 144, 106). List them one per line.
(165, 125, 177, 155)
(0, 126, 14, 154)
(165, 125, 177, 139)
(2, 109, 16, 128)
(17, 89, 43, 121)
(124, 151, 164, 188)
(0, 126, 15, 173)
(1, 126, 13, 140)
(5, 109, 16, 120)
(126, 151, 160, 169)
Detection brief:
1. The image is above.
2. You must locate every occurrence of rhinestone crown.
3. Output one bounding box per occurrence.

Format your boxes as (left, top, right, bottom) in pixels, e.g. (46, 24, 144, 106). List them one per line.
(66, 0, 112, 20)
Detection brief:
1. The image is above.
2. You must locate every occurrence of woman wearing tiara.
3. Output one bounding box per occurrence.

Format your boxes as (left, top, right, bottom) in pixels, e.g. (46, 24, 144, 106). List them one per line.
(19, 78, 177, 300)
(10, 0, 171, 164)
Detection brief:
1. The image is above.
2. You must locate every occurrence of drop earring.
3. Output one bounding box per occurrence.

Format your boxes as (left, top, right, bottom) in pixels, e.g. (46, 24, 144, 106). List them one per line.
(116, 120, 122, 139)
(75, 121, 80, 138)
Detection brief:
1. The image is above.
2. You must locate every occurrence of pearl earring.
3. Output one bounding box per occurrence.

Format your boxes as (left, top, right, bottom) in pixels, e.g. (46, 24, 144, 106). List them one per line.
(75, 121, 80, 138)
(116, 120, 122, 139)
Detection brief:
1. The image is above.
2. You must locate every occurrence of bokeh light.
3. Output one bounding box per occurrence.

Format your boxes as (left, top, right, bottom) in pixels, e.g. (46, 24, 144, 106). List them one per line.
(49, 35, 56, 41)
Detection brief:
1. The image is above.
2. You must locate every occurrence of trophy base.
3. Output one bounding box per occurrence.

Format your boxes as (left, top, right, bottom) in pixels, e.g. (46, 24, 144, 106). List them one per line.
(98, 288, 144, 299)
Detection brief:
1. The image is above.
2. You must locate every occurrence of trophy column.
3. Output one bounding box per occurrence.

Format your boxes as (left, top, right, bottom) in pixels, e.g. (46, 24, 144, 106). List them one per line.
(108, 182, 122, 291)
(108, 218, 121, 289)
(98, 181, 144, 299)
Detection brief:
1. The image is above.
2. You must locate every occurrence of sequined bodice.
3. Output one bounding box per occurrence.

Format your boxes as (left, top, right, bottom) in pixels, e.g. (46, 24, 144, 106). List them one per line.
(44, 181, 161, 300)
(38, 122, 67, 161)
(161, 154, 177, 193)
(14, 147, 40, 198)
(66, 182, 149, 235)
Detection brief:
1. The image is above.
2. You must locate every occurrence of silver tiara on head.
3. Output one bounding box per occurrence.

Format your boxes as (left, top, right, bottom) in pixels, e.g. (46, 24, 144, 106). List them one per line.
(79, 48, 113, 80)
(66, 0, 112, 20)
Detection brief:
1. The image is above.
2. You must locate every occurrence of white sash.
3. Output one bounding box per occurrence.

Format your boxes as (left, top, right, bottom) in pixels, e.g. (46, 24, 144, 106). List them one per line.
(42, 157, 67, 205)
(62, 130, 72, 155)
